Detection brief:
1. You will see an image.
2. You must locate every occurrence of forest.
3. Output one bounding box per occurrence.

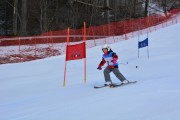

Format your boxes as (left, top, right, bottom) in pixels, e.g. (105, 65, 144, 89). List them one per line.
(0, 0, 180, 36)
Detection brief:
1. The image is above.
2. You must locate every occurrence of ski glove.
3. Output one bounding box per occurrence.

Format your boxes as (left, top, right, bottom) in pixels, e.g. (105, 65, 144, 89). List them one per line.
(97, 66, 102, 70)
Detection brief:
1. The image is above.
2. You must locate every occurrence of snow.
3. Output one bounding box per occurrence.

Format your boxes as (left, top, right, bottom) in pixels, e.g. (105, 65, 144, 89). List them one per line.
(1, 22, 180, 120)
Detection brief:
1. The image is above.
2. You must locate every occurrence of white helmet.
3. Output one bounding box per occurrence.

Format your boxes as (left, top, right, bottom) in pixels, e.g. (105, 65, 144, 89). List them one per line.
(102, 44, 110, 51)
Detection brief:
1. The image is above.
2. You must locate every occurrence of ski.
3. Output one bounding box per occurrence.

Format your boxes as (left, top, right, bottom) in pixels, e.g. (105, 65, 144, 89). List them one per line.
(94, 83, 119, 89)
(109, 81, 137, 88)
(94, 85, 108, 89)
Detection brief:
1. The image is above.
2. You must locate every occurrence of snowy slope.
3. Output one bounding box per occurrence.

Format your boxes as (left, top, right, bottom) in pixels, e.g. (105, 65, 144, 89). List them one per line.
(0, 22, 180, 120)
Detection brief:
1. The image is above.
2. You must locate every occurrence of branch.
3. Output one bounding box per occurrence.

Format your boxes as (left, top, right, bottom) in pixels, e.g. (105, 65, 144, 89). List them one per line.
(72, 0, 113, 10)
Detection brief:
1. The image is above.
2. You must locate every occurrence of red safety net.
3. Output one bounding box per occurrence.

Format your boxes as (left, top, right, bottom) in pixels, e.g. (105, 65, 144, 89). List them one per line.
(1, 7, 180, 64)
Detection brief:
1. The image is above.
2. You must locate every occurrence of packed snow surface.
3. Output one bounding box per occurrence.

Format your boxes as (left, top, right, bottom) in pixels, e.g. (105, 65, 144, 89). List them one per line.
(0, 22, 180, 120)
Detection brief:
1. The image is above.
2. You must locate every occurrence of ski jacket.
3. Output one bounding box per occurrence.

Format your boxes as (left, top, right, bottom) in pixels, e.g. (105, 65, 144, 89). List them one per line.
(98, 49, 118, 68)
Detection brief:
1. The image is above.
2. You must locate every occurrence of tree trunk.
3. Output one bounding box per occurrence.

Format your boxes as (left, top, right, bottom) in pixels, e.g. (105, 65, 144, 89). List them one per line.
(4, 2, 8, 35)
(162, 0, 168, 16)
(55, 1, 59, 27)
(13, 0, 18, 35)
(20, 0, 27, 35)
(39, 0, 48, 33)
(104, 0, 110, 35)
(133, 0, 137, 18)
(145, 0, 149, 17)
(43, 2, 47, 33)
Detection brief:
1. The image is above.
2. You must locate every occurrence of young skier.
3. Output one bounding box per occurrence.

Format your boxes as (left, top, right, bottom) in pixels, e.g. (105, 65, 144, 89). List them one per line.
(97, 44, 129, 86)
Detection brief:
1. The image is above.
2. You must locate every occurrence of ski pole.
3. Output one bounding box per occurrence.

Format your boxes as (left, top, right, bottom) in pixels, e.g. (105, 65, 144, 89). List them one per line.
(118, 62, 128, 65)
(119, 62, 138, 69)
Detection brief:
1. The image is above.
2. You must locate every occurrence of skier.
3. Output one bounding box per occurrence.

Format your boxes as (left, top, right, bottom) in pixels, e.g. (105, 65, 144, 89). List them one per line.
(97, 44, 129, 86)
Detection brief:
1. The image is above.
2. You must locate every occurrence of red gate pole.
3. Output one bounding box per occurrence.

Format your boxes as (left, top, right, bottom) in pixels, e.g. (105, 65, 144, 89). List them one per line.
(84, 22, 87, 84)
(18, 37, 21, 62)
(63, 28, 70, 87)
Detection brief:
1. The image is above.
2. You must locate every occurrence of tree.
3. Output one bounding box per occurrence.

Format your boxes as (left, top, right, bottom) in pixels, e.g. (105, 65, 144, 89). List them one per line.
(145, 0, 149, 17)
(20, 0, 27, 35)
(0, 0, 180, 36)
(13, 0, 18, 35)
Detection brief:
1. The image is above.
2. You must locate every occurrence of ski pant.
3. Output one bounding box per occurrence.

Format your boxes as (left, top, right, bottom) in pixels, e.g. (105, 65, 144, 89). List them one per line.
(104, 67, 126, 83)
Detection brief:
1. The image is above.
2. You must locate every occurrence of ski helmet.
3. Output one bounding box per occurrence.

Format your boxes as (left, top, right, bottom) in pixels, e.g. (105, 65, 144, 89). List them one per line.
(102, 44, 110, 51)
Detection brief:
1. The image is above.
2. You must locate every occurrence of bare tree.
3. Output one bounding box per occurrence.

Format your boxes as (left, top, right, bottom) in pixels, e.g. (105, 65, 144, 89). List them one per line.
(13, 0, 18, 35)
(145, 0, 149, 17)
(1, 0, 180, 36)
(19, 0, 27, 35)
(39, 0, 48, 33)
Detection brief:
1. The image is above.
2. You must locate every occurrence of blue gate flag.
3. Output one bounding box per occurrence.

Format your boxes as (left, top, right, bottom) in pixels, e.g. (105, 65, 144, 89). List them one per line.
(138, 38, 148, 49)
